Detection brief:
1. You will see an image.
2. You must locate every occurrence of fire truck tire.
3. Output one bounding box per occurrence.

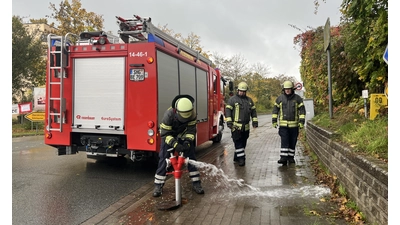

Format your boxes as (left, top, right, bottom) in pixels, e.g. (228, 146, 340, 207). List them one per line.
(212, 132, 222, 143)
(212, 118, 224, 143)
(152, 153, 160, 166)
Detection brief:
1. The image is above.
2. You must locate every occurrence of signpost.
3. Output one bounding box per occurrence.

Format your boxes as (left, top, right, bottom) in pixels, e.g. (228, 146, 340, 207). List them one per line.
(362, 90, 369, 118)
(24, 112, 45, 134)
(24, 112, 45, 122)
(323, 18, 331, 52)
(324, 17, 333, 119)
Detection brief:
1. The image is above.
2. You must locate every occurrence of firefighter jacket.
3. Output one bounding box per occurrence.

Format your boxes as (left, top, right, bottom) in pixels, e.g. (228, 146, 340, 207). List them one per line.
(272, 92, 306, 128)
(225, 94, 258, 131)
(159, 107, 197, 148)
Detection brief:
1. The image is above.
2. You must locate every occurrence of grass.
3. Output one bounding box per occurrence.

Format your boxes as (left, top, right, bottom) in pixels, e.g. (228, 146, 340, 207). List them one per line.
(12, 119, 45, 137)
(311, 104, 388, 162)
(338, 184, 347, 197)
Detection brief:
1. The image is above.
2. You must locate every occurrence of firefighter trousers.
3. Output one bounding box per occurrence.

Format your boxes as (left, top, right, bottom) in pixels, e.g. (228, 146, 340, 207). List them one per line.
(154, 140, 201, 186)
(232, 129, 250, 161)
(278, 126, 299, 157)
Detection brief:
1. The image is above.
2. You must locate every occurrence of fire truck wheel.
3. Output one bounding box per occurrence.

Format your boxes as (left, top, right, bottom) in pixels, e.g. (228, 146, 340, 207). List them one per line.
(212, 132, 222, 143)
(212, 118, 224, 143)
(152, 153, 160, 166)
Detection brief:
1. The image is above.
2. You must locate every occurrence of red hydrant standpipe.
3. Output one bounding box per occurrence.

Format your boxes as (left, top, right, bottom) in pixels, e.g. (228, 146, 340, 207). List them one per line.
(167, 152, 187, 205)
(158, 149, 188, 210)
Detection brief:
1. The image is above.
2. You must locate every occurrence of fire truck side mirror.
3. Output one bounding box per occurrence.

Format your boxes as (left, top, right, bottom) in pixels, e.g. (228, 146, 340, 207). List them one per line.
(228, 81, 234, 96)
(229, 81, 234, 92)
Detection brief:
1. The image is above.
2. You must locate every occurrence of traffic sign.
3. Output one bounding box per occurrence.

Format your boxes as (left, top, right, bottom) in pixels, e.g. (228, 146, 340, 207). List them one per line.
(323, 18, 331, 52)
(295, 82, 303, 90)
(383, 45, 388, 64)
(25, 112, 45, 122)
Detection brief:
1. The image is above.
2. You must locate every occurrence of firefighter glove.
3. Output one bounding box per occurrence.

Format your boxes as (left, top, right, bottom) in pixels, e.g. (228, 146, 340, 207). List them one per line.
(273, 122, 278, 129)
(227, 122, 233, 129)
(252, 121, 258, 128)
(298, 123, 304, 129)
(175, 143, 185, 153)
(183, 141, 191, 152)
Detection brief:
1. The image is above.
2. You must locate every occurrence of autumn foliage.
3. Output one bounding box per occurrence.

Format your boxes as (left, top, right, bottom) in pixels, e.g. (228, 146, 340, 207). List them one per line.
(294, 0, 388, 108)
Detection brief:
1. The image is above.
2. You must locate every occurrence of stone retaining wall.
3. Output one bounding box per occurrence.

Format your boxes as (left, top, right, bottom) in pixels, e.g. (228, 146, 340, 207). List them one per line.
(305, 121, 388, 225)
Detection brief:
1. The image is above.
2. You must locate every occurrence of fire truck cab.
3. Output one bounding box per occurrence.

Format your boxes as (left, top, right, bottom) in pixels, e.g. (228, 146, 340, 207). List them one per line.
(44, 15, 230, 162)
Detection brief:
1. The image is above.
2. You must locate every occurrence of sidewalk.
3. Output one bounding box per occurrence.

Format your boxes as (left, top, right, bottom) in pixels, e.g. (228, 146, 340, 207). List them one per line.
(87, 122, 349, 225)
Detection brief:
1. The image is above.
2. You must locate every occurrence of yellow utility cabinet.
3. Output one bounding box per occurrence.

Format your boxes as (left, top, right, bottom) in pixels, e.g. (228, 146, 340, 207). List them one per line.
(369, 94, 388, 120)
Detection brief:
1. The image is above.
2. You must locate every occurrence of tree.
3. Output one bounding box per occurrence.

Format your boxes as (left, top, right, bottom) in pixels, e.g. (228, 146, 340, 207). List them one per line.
(12, 15, 46, 103)
(313, 0, 327, 14)
(157, 23, 182, 40)
(241, 72, 270, 111)
(211, 53, 249, 80)
(340, 0, 388, 92)
(294, 0, 387, 108)
(181, 32, 210, 59)
(294, 26, 360, 106)
(48, 0, 104, 36)
(158, 24, 210, 59)
(249, 62, 271, 78)
(30, 18, 49, 24)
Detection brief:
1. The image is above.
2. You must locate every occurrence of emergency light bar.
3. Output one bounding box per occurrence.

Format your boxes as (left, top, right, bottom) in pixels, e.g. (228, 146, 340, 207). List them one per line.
(79, 31, 110, 45)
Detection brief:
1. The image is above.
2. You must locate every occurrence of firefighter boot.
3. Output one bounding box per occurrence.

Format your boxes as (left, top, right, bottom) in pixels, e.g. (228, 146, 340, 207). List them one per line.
(288, 156, 295, 164)
(277, 156, 288, 165)
(153, 184, 163, 197)
(238, 157, 245, 166)
(193, 181, 205, 194)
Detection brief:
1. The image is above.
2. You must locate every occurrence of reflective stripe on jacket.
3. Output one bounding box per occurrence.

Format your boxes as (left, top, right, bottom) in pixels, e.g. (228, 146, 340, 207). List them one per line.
(160, 107, 197, 148)
(272, 93, 305, 128)
(225, 94, 258, 131)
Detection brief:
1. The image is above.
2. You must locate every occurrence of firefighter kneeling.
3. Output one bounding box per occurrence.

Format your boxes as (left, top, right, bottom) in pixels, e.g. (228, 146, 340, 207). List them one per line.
(153, 95, 204, 197)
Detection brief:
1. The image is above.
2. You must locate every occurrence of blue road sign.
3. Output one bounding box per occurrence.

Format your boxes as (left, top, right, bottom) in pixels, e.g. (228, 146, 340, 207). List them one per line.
(383, 46, 388, 64)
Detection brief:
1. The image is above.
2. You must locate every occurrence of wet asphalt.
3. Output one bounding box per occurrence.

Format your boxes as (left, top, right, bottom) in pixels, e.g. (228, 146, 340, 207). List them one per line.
(12, 135, 156, 225)
(83, 115, 349, 225)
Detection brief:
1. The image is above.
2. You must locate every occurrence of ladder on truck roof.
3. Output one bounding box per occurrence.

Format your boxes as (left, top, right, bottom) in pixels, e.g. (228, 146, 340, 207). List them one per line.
(46, 33, 77, 132)
(116, 14, 212, 66)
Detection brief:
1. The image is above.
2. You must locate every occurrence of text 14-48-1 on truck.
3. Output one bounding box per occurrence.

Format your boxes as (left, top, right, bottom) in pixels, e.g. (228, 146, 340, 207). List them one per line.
(44, 14, 231, 163)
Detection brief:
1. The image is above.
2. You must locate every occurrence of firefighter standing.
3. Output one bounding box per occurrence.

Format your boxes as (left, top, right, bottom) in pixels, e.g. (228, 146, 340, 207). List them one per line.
(272, 81, 306, 165)
(153, 95, 204, 197)
(225, 82, 258, 166)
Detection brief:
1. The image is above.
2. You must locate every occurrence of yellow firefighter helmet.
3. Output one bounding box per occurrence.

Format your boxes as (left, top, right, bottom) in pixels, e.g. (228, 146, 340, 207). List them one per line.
(283, 81, 294, 89)
(237, 82, 248, 91)
(175, 97, 193, 118)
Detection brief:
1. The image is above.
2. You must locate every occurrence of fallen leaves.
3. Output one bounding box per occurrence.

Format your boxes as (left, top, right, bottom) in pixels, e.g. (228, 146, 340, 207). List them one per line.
(304, 147, 366, 224)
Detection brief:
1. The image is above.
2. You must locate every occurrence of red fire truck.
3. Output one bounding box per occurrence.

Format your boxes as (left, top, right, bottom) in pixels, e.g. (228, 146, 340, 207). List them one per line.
(44, 15, 230, 162)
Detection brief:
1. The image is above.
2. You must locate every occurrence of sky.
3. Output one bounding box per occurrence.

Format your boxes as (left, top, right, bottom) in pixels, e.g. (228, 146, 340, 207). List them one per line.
(11, 0, 344, 82)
